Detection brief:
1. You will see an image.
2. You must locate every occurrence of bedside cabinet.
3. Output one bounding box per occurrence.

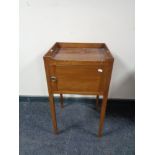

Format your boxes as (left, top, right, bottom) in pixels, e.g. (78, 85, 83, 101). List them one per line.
(43, 42, 114, 137)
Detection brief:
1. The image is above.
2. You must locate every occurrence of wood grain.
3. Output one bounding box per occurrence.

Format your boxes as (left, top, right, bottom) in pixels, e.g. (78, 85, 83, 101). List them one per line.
(43, 42, 114, 137)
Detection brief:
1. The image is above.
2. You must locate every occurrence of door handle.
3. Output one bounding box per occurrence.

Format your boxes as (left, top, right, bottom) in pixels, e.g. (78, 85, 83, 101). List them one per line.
(50, 76, 57, 82)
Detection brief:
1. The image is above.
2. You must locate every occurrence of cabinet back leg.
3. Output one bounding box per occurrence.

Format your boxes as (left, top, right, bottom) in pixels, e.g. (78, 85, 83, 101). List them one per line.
(96, 95, 99, 109)
(60, 94, 64, 108)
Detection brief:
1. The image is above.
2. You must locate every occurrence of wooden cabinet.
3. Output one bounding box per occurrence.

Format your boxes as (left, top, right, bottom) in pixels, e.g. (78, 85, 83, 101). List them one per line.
(43, 42, 114, 137)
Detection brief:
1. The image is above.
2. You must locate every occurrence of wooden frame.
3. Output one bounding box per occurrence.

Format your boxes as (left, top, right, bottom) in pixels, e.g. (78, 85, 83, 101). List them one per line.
(43, 42, 114, 137)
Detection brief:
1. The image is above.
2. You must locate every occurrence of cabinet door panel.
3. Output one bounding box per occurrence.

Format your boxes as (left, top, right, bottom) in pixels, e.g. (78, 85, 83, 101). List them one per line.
(49, 65, 105, 93)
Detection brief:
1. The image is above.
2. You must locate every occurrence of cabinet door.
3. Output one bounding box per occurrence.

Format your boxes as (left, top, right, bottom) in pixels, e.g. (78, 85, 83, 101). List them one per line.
(49, 65, 105, 94)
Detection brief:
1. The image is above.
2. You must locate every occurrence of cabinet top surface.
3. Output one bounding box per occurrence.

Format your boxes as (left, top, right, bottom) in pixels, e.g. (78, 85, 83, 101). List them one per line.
(44, 42, 114, 62)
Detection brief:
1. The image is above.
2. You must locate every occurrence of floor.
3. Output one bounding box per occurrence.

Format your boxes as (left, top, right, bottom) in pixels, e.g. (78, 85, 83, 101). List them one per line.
(19, 97, 135, 155)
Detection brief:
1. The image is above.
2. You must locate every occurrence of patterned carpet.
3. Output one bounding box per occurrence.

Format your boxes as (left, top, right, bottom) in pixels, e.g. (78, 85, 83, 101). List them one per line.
(19, 97, 135, 155)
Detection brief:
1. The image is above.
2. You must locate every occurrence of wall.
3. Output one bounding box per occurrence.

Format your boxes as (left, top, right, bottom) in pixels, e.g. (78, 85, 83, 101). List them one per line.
(19, 0, 135, 99)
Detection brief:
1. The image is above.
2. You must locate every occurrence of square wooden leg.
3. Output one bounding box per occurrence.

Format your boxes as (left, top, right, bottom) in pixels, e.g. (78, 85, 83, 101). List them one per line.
(96, 95, 99, 109)
(49, 94, 58, 134)
(98, 95, 108, 137)
(60, 94, 64, 108)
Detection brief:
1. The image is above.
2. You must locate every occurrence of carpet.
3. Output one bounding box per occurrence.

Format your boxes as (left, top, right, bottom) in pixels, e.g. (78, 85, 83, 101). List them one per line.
(19, 97, 135, 155)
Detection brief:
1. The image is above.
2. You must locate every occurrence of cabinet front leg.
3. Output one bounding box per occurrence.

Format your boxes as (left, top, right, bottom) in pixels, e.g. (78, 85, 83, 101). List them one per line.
(49, 94, 58, 134)
(98, 95, 108, 137)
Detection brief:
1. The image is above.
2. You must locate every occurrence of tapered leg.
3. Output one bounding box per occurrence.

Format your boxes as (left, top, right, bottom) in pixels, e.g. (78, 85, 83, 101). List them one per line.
(96, 95, 99, 109)
(98, 94, 108, 137)
(49, 95, 58, 134)
(60, 94, 64, 108)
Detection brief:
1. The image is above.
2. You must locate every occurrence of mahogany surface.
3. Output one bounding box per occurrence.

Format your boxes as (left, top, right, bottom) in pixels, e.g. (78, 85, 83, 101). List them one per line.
(43, 42, 114, 137)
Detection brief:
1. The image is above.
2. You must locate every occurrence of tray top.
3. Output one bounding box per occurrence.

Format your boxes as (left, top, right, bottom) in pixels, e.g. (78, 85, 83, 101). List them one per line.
(45, 42, 113, 62)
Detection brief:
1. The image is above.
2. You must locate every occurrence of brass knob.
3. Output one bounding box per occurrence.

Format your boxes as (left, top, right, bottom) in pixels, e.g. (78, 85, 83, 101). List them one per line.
(50, 76, 57, 82)
(98, 69, 103, 72)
